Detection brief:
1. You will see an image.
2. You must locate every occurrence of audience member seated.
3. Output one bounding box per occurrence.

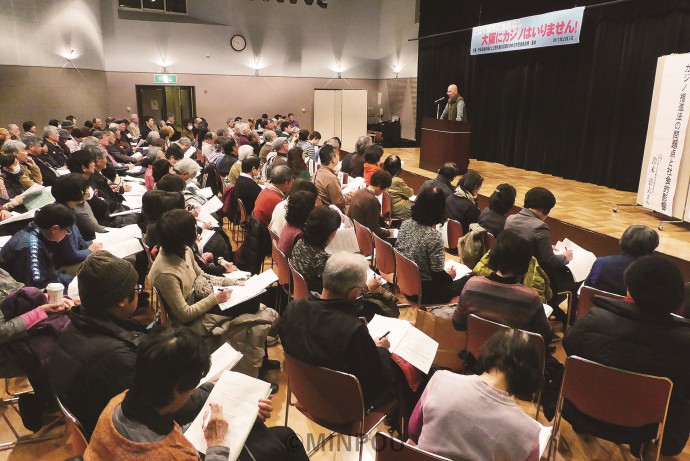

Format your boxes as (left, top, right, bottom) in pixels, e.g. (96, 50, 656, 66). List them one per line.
(583, 224, 659, 296)
(363, 145, 384, 185)
(152, 158, 172, 185)
(453, 229, 553, 344)
(1, 140, 42, 185)
(254, 165, 293, 226)
(445, 169, 483, 234)
(347, 170, 392, 240)
(280, 252, 394, 408)
(43, 125, 68, 167)
(86, 327, 309, 461)
(343, 136, 371, 177)
(142, 146, 165, 190)
(50, 252, 212, 439)
(52, 173, 106, 242)
(0, 152, 36, 197)
(290, 206, 341, 293)
(217, 137, 239, 180)
(409, 329, 543, 461)
(287, 147, 310, 181)
(269, 179, 318, 237)
(313, 144, 351, 212)
(505, 187, 574, 324)
(396, 187, 465, 304)
(141, 189, 185, 247)
(418, 162, 458, 199)
(383, 154, 414, 220)
(564, 255, 690, 457)
(86, 146, 131, 218)
(295, 129, 315, 161)
(0, 204, 77, 288)
(24, 136, 58, 186)
(259, 131, 276, 161)
(234, 156, 262, 218)
(278, 191, 315, 257)
(148, 210, 278, 378)
(478, 183, 516, 237)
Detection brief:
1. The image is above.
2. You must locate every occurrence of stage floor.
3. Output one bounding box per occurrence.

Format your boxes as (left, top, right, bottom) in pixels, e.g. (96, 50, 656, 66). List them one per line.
(390, 147, 690, 263)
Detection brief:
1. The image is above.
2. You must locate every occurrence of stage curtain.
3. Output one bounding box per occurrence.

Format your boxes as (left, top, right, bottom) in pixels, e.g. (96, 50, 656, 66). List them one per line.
(417, 0, 690, 191)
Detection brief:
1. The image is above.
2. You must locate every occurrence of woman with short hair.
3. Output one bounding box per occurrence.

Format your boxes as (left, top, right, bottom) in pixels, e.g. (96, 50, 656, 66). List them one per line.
(287, 147, 310, 181)
(478, 183, 516, 237)
(382, 154, 414, 220)
(445, 169, 483, 234)
(409, 329, 544, 461)
(278, 191, 315, 256)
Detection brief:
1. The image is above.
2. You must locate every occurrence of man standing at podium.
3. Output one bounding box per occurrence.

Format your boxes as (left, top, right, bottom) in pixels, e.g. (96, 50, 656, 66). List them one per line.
(440, 84, 467, 121)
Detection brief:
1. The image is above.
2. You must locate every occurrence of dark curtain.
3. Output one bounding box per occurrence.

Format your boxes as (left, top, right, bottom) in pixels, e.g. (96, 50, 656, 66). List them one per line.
(416, 0, 690, 191)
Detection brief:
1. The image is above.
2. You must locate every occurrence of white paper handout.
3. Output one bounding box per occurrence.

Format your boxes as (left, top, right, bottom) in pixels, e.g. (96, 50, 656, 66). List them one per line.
(94, 224, 144, 258)
(123, 175, 146, 184)
(438, 220, 449, 248)
(0, 235, 11, 249)
(0, 209, 37, 226)
(224, 270, 252, 283)
(126, 166, 144, 175)
(197, 229, 215, 253)
(198, 343, 243, 387)
(444, 260, 472, 280)
(197, 187, 215, 199)
(184, 146, 197, 159)
(341, 176, 366, 195)
(537, 423, 553, 457)
(367, 314, 439, 374)
(23, 186, 55, 211)
(554, 238, 597, 283)
(214, 269, 278, 311)
(326, 226, 360, 254)
(200, 196, 223, 214)
(184, 371, 271, 457)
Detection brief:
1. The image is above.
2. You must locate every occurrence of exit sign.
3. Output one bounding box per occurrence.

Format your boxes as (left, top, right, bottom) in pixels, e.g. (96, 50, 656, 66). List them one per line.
(154, 74, 177, 84)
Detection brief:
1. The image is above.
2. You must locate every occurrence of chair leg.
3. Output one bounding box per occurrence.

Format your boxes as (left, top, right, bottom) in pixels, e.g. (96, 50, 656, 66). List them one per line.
(306, 431, 335, 456)
(534, 391, 542, 421)
(358, 435, 364, 461)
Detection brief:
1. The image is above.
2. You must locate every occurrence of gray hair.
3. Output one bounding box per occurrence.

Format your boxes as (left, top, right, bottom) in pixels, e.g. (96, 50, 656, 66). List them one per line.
(146, 131, 160, 144)
(355, 135, 372, 155)
(620, 225, 659, 257)
(43, 125, 58, 137)
(6, 124, 18, 131)
(174, 157, 201, 175)
(147, 146, 164, 162)
(177, 137, 192, 148)
(108, 123, 119, 132)
(1, 140, 25, 154)
(238, 144, 254, 161)
(323, 252, 368, 298)
(325, 138, 340, 150)
(263, 130, 276, 142)
(225, 117, 234, 125)
(82, 140, 105, 159)
(236, 122, 250, 135)
(269, 165, 293, 185)
(22, 136, 41, 149)
(92, 130, 106, 140)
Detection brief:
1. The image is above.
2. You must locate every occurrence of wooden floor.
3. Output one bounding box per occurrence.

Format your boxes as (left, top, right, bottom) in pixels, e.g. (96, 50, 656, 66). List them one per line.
(392, 147, 690, 264)
(2, 152, 690, 460)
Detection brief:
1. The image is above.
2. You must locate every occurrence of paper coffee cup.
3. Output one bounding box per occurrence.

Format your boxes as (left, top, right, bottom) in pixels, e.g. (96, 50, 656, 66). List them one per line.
(46, 283, 64, 305)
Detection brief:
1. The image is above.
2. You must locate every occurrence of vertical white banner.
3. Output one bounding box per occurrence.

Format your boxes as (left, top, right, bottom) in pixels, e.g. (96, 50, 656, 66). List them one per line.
(642, 55, 690, 214)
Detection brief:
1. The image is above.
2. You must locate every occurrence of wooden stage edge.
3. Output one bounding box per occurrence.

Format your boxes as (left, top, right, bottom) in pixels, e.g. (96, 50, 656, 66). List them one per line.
(388, 147, 690, 279)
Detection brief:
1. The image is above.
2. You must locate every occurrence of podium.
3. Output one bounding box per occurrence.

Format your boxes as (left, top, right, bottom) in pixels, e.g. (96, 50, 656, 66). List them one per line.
(419, 118, 471, 173)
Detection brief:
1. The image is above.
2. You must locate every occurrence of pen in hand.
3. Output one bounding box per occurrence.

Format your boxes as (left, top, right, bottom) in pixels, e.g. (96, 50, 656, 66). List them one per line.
(379, 331, 390, 340)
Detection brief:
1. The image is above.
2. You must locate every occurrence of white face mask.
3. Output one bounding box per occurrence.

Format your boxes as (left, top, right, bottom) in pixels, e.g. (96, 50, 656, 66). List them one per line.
(11, 164, 21, 174)
(187, 125, 193, 130)
(85, 187, 94, 200)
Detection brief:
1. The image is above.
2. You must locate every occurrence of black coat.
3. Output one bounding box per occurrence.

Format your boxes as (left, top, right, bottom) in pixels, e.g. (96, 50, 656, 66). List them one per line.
(445, 194, 480, 234)
(563, 296, 690, 456)
(234, 175, 261, 218)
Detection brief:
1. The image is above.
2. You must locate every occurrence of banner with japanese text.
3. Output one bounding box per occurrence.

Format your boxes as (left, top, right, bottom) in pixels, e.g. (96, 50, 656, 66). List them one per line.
(641, 55, 690, 215)
(470, 7, 584, 56)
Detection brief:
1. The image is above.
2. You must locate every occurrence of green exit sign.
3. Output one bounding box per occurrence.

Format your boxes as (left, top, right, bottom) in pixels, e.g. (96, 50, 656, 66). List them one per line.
(154, 74, 177, 84)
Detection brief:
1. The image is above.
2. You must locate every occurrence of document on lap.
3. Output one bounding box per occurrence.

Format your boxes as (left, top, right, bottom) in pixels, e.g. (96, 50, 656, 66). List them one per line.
(443, 260, 472, 280)
(554, 238, 596, 282)
(367, 314, 439, 374)
(214, 269, 278, 310)
(197, 343, 243, 387)
(94, 224, 144, 258)
(184, 370, 271, 457)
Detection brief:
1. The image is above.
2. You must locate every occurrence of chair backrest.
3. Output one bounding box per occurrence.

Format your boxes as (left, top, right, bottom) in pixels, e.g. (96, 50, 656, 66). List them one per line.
(152, 286, 171, 326)
(558, 356, 672, 458)
(353, 219, 374, 258)
(236, 198, 248, 224)
(284, 352, 365, 431)
(415, 309, 465, 372)
(55, 395, 88, 456)
(269, 228, 280, 242)
(272, 241, 291, 292)
(465, 314, 544, 373)
(381, 190, 392, 219)
(373, 233, 395, 283)
(484, 232, 496, 251)
(394, 248, 422, 300)
(577, 286, 624, 320)
(375, 432, 454, 461)
(446, 219, 463, 252)
(288, 259, 309, 300)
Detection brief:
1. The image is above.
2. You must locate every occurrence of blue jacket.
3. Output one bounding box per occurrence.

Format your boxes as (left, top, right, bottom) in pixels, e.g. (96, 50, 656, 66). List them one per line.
(583, 253, 636, 296)
(50, 223, 92, 268)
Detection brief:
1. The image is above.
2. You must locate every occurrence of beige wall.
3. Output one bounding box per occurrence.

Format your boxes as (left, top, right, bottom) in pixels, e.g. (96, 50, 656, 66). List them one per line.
(0, 65, 109, 128)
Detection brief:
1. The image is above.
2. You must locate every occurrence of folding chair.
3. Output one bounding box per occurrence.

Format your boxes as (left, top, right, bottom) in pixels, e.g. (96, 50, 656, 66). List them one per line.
(272, 241, 291, 299)
(284, 352, 400, 461)
(569, 285, 624, 324)
(353, 220, 374, 262)
(484, 232, 496, 251)
(287, 259, 309, 300)
(234, 198, 249, 245)
(373, 233, 396, 288)
(393, 248, 459, 310)
(549, 356, 673, 461)
(464, 314, 545, 419)
(375, 431, 454, 461)
(380, 191, 399, 228)
(55, 395, 88, 457)
(444, 219, 463, 255)
(152, 286, 171, 326)
(414, 309, 465, 372)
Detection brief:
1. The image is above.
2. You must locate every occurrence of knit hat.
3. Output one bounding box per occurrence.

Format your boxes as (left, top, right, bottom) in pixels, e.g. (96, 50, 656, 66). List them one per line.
(625, 255, 684, 316)
(77, 251, 138, 308)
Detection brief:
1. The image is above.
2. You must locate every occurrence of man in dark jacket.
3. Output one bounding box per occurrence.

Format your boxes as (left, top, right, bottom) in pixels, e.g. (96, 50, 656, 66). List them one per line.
(234, 156, 262, 217)
(564, 255, 690, 456)
(49, 252, 211, 438)
(279, 252, 393, 407)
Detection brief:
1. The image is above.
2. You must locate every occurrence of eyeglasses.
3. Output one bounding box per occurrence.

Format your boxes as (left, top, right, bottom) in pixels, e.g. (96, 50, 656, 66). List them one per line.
(62, 227, 72, 236)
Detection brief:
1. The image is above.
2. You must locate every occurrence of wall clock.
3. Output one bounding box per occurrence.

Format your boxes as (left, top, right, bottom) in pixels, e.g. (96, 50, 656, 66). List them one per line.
(231, 34, 247, 52)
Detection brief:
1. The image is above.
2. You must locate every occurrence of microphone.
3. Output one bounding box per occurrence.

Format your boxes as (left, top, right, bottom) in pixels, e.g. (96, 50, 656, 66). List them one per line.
(434, 96, 446, 104)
